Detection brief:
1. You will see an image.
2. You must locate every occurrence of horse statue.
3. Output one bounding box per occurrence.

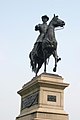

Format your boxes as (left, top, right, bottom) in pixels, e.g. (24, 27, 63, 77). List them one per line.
(29, 14, 65, 76)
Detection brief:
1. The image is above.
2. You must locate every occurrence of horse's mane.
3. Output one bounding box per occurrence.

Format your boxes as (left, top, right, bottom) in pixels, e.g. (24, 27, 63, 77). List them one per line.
(44, 17, 54, 36)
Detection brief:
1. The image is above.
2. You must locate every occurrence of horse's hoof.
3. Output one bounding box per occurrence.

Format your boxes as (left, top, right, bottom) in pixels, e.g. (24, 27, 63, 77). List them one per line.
(53, 67, 56, 72)
(57, 58, 61, 62)
(35, 74, 37, 77)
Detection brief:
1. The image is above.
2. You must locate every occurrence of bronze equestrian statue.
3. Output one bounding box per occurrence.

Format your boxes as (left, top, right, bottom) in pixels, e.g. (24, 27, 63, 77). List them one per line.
(29, 14, 65, 76)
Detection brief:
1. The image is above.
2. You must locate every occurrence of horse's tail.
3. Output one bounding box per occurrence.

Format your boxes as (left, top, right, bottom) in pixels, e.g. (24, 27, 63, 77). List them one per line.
(29, 52, 33, 68)
(29, 51, 36, 72)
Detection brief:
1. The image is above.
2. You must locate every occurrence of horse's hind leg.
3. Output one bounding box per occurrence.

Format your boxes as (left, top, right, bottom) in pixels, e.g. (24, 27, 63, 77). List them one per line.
(43, 50, 47, 72)
(35, 60, 43, 76)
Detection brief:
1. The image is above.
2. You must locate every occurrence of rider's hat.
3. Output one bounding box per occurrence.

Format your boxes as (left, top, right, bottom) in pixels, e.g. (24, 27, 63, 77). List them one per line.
(41, 15, 49, 21)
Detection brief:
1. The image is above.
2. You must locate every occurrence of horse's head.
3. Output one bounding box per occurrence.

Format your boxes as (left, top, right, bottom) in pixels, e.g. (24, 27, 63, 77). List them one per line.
(51, 14, 65, 28)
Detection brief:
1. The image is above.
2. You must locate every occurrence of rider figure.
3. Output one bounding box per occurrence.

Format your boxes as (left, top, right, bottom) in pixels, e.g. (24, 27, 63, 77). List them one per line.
(33, 15, 49, 55)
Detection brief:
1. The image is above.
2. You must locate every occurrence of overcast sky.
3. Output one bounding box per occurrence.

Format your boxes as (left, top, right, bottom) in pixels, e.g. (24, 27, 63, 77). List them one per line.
(0, 0, 80, 120)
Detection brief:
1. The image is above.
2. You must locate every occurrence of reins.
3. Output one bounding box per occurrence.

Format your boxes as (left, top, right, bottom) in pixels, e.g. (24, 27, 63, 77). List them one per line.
(55, 26, 64, 31)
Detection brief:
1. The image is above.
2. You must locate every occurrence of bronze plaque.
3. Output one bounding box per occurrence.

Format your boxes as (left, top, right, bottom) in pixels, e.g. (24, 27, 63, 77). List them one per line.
(21, 92, 39, 110)
(47, 95, 56, 102)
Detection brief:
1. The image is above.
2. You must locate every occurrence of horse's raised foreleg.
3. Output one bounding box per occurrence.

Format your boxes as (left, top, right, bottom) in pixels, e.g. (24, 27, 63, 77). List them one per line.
(52, 50, 58, 72)
(53, 58, 57, 72)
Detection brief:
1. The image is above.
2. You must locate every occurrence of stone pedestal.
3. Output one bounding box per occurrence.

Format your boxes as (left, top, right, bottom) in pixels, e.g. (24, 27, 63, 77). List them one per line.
(16, 73, 69, 120)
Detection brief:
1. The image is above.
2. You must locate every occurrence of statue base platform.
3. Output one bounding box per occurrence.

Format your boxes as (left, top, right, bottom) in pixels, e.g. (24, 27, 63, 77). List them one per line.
(16, 73, 69, 120)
